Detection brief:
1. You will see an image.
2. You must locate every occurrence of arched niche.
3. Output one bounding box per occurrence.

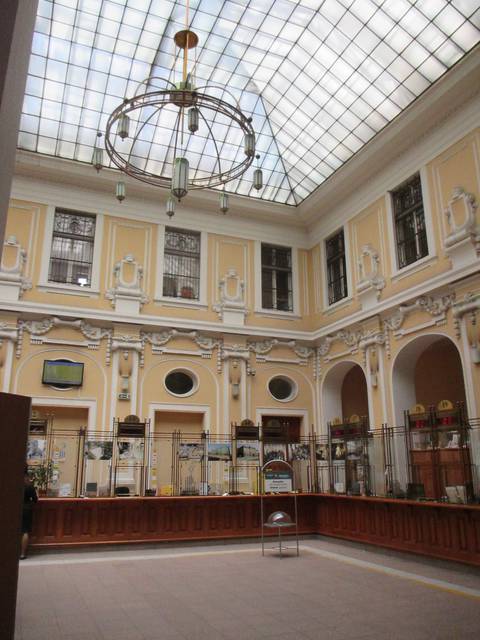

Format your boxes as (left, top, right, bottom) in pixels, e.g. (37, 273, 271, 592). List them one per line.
(392, 334, 467, 426)
(322, 361, 369, 426)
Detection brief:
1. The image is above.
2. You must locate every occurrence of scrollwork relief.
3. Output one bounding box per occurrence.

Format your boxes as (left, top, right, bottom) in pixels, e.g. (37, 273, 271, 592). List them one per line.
(356, 244, 385, 300)
(16, 317, 113, 362)
(213, 268, 248, 323)
(0, 236, 32, 298)
(444, 187, 479, 248)
(105, 254, 149, 310)
(140, 329, 221, 370)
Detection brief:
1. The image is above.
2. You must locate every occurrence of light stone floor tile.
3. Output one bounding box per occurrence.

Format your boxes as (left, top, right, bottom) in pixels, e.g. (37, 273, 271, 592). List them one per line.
(16, 538, 480, 640)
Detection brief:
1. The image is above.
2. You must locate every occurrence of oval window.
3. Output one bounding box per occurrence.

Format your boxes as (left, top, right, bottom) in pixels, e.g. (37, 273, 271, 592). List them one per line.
(165, 370, 196, 396)
(268, 376, 296, 402)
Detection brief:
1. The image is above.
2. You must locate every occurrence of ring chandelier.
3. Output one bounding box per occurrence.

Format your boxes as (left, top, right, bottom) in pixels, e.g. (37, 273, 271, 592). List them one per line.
(92, 4, 263, 218)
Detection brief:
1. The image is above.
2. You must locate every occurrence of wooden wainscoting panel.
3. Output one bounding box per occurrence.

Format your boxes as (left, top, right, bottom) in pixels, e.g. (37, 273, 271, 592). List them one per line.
(315, 495, 480, 566)
(31, 495, 480, 566)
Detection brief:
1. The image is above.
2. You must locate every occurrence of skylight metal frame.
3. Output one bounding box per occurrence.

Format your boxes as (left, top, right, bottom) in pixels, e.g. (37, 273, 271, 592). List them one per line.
(18, 0, 480, 205)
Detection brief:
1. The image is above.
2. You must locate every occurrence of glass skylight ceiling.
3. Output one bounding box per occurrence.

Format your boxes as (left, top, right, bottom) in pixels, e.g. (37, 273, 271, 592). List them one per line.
(19, 0, 480, 205)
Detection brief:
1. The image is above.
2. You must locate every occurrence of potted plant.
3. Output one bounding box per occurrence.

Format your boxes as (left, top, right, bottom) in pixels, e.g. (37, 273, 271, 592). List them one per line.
(28, 461, 55, 495)
(180, 285, 194, 299)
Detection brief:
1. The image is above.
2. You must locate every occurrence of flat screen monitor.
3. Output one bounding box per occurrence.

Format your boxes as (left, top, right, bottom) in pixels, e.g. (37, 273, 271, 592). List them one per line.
(42, 360, 84, 387)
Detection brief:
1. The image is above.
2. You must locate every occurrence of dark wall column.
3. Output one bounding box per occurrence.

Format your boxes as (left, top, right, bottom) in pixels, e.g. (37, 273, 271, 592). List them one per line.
(0, 392, 31, 640)
(0, 0, 38, 246)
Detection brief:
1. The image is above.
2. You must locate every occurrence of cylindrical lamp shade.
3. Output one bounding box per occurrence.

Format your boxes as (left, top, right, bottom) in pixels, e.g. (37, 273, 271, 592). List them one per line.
(118, 113, 130, 139)
(166, 196, 176, 218)
(92, 146, 103, 172)
(115, 181, 126, 202)
(253, 168, 263, 191)
(188, 107, 199, 133)
(219, 191, 229, 214)
(172, 157, 189, 200)
(244, 133, 255, 157)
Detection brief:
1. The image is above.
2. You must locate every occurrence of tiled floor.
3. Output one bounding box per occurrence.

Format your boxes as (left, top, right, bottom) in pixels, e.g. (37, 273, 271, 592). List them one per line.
(16, 538, 480, 640)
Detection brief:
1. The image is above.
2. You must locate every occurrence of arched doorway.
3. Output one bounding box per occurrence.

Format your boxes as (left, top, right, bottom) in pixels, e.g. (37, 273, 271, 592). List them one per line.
(322, 361, 369, 426)
(392, 334, 466, 426)
(391, 334, 469, 499)
(321, 361, 370, 495)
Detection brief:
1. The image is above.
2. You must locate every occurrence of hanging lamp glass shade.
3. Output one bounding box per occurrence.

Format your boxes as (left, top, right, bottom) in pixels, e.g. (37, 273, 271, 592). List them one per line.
(244, 133, 255, 157)
(172, 157, 189, 200)
(115, 181, 126, 202)
(188, 107, 199, 133)
(253, 168, 263, 191)
(166, 196, 176, 218)
(92, 132, 103, 172)
(118, 113, 130, 139)
(92, 146, 103, 173)
(219, 191, 229, 214)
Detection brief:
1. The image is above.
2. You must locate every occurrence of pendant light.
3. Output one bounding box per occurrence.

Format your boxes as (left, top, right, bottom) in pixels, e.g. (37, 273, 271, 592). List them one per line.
(92, 132, 103, 172)
(115, 181, 126, 202)
(253, 154, 263, 191)
(166, 196, 176, 218)
(188, 107, 199, 133)
(172, 157, 189, 200)
(117, 111, 130, 139)
(219, 190, 229, 214)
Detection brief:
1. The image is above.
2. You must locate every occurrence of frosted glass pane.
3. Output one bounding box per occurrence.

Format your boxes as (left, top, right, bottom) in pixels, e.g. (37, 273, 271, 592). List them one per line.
(19, 0, 480, 203)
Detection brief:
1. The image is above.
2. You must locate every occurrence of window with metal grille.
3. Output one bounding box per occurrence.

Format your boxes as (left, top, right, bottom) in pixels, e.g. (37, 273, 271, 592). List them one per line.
(326, 230, 347, 305)
(261, 243, 293, 312)
(48, 209, 96, 286)
(392, 174, 428, 269)
(163, 227, 201, 300)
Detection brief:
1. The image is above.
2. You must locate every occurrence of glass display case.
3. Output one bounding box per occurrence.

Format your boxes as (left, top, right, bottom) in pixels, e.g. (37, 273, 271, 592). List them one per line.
(328, 417, 371, 495)
(405, 402, 472, 502)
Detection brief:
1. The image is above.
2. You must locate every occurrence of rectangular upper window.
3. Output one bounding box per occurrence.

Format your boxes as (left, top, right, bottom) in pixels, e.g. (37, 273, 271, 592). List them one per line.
(392, 174, 428, 269)
(163, 227, 201, 300)
(48, 209, 96, 287)
(326, 229, 347, 305)
(261, 243, 293, 312)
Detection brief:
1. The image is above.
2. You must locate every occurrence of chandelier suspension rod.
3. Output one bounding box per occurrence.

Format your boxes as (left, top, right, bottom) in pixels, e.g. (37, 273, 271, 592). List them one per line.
(183, 0, 190, 83)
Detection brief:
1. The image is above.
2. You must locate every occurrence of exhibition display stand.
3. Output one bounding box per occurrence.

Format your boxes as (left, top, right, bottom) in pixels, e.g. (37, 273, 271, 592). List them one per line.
(260, 459, 299, 557)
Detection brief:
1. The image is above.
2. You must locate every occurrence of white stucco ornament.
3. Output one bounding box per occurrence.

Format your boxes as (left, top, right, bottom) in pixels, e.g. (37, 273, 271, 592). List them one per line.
(213, 268, 248, 325)
(0, 235, 32, 300)
(106, 254, 149, 313)
(444, 187, 479, 269)
(356, 244, 385, 310)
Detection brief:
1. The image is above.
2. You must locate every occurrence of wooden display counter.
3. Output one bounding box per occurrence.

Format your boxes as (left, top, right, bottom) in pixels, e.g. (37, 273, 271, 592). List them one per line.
(315, 494, 480, 567)
(31, 494, 480, 567)
(31, 494, 317, 546)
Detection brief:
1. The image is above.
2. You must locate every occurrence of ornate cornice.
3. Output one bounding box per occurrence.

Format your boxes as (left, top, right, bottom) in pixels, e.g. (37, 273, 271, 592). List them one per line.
(453, 291, 480, 338)
(140, 328, 222, 370)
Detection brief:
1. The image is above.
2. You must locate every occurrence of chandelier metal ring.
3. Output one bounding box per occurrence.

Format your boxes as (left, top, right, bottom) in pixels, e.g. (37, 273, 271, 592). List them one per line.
(104, 89, 256, 191)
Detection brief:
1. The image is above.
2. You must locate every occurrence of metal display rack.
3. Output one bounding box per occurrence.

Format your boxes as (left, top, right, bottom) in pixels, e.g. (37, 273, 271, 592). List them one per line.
(260, 459, 299, 557)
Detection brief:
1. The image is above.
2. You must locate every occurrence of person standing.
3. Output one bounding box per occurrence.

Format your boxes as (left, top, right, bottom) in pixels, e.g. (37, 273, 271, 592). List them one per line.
(20, 467, 38, 560)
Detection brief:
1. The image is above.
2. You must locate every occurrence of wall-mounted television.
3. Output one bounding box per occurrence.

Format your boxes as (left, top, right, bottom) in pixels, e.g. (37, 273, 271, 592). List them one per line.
(42, 360, 84, 387)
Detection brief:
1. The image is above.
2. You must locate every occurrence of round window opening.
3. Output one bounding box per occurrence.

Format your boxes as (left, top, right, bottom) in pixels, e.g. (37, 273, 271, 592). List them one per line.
(165, 370, 196, 396)
(268, 376, 296, 401)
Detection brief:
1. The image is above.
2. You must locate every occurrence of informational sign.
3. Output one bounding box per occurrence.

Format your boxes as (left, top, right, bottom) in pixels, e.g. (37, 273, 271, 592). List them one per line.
(264, 471, 292, 493)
